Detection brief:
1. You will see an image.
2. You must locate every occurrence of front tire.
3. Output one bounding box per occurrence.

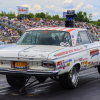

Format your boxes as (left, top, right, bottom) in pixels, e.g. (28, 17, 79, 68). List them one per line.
(59, 65, 79, 89)
(6, 75, 27, 88)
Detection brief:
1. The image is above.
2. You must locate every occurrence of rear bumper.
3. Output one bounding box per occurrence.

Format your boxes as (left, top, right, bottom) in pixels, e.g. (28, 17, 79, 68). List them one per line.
(0, 68, 59, 77)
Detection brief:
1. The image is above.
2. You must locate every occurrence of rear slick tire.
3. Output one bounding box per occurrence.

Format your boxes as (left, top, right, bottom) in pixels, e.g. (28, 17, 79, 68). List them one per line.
(6, 75, 27, 88)
(97, 66, 100, 74)
(59, 66, 79, 89)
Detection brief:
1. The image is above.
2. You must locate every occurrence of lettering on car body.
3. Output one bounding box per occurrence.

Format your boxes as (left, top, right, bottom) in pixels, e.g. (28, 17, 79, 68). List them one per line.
(57, 47, 83, 57)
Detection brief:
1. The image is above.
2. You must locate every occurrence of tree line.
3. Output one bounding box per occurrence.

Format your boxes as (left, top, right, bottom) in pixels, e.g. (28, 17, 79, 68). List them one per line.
(0, 10, 100, 26)
(0, 11, 60, 20)
(0, 11, 16, 19)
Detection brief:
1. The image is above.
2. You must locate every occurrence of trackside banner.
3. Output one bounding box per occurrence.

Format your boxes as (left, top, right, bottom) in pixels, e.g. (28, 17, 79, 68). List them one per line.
(17, 6, 29, 15)
(63, 12, 67, 18)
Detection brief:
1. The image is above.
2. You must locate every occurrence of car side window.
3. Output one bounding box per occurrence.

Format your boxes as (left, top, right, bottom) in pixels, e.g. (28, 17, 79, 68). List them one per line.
(79, 31, 90, 44)
(62, 32, 72, 46)
(86, 31, 93, 43)
(76, 33, 83, 45)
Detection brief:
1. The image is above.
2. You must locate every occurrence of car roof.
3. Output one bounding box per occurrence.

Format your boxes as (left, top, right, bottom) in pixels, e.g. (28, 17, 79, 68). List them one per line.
(25, 27, 87, 47)
(26, 27, 87, 32)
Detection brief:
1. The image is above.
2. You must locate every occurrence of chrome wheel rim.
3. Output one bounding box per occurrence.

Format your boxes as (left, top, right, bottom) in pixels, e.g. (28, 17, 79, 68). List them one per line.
(72, 67, 78, 84)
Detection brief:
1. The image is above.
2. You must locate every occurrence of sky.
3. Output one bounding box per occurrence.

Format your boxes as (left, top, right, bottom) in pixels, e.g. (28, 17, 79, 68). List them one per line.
(0, 0, 100, 21)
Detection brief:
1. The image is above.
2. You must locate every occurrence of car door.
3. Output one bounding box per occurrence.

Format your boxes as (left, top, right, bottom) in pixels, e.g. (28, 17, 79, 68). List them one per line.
(79, 31, 99, 68)
(75, 31, 89, 70)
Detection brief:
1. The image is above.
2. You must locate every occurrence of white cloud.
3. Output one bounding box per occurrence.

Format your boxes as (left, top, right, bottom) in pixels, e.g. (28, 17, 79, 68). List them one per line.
(82, 4, 100, 20)
(34, 4, 41, 10)
(21, 4, 31, 11)
(7, 8, 18, 16)
(62, 2, 83, 13)
(63, 0, 72, 4)
(63, 0, 74, 8)
(93, 12, 99, 16)
(0, 0, 100, 20)
(31, 3, 84, 16)
(43, 5, 63, 13)
(74, 2, 83, 11)
(8, 8, 14, 11)
(82, 4, 98, 12)
(58, 14, 62, 18)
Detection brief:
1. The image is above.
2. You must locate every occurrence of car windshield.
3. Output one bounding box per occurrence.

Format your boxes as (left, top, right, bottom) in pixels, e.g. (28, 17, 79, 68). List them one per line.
(17, 30, 72, 46)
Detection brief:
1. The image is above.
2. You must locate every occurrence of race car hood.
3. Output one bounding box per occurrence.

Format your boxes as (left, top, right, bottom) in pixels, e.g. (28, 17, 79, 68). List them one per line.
(0, 45, 65, 60)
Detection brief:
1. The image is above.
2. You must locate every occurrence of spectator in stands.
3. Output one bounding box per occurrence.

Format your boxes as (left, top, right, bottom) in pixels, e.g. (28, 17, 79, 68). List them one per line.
(0, 25, 2, 31)
(2, 38, 5, 42)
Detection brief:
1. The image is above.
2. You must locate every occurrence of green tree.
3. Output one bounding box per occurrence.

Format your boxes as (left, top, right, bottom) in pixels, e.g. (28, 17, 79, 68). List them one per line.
(97, 19, 100, 22)
(1, 11, 5, 16)
(40, 12, 45, 18)
(89, 14, 92, 22)
(52, 14, 59, 20)
(45, 12, 52, 19)
(29, 13, 34, 18)
(35, 12, 45, 18)
(35, 13, 40, 17)
(76, 11, 84, 22)
(83, 12, 89, 22)
(96, 22, 100, 26)
(83, 12, 87, 17)
(76, 11, 90, 22)
(45, 12, 49, 17)
(46, 15, 51, 19)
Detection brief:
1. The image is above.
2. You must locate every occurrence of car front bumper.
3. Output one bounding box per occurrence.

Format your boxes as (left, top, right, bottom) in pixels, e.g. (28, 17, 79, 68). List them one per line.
(0, 68, 59, 77)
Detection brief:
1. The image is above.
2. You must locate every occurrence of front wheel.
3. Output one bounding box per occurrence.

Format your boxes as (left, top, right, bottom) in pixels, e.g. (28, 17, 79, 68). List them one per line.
(59, 66, 79, 89)
(6, 75, 27, 88)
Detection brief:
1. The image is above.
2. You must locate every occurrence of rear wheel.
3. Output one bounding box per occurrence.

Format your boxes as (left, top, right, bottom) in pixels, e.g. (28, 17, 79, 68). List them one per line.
(97, 66, 100, 74)
(6, 75, 27, 87)
(59, 65, 79, 89)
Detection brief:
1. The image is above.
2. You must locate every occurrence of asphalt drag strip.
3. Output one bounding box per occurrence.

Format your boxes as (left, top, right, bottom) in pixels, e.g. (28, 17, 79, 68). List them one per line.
(0, 67, 100, 100)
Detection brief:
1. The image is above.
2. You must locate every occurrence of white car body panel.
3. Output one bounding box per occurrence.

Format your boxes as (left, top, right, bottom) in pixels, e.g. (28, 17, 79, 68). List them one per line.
(0, 27, 99, 77)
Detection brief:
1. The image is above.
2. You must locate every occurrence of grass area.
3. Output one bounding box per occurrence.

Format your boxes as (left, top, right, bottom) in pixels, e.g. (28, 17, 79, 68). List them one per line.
(90, 21, 100, 27)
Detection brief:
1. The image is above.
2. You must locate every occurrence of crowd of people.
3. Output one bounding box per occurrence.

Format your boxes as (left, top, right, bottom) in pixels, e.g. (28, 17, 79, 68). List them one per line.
(0, 16, 65, 30)
(75, 22, 100, 40)
(0, 16, 100, 43)
(0, 26, 19, 36)
(76, 22, 100, 34)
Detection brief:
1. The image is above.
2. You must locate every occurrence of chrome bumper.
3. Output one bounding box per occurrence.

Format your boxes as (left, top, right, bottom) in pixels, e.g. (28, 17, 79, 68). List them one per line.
(0, 68, 59, 77)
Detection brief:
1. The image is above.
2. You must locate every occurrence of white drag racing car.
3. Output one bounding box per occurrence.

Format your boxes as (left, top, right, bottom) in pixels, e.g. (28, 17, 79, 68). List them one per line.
(0, 27, 100, 89)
